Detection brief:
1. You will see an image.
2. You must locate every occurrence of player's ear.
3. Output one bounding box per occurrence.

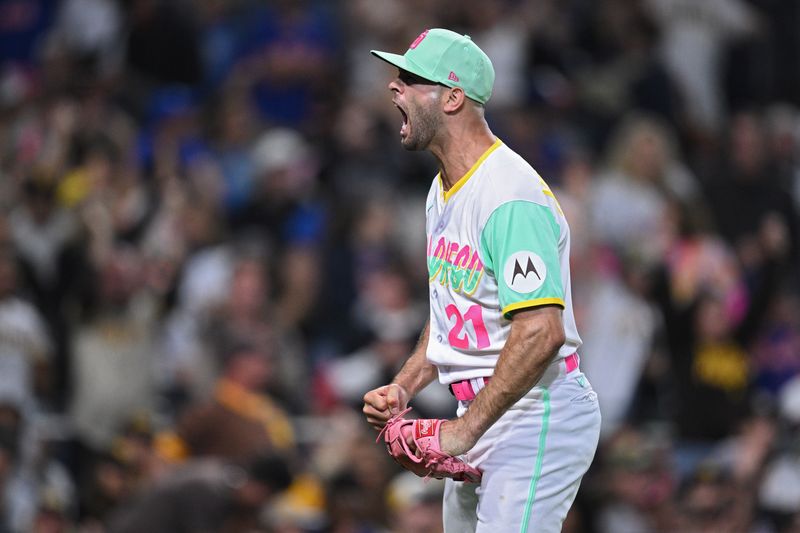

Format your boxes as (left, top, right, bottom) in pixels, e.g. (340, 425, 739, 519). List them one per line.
(442, 87, 466, 113)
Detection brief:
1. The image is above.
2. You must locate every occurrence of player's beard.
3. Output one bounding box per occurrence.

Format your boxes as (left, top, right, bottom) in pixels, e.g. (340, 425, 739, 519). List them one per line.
(401, 100, 441, 151)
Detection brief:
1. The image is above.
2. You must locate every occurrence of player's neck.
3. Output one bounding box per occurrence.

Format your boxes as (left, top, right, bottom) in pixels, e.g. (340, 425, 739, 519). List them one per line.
(432, 122, 496, 192)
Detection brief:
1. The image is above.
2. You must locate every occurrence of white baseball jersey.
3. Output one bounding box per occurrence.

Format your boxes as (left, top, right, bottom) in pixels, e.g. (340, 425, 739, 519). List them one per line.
(425, 139, 581, 385)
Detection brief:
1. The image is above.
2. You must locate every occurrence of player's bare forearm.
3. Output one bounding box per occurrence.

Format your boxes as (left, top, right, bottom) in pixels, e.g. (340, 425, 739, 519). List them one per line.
(363, 322, 436, 428)
(440, 306, 564, 454)
(465, 307, 564, 435)
(391, 322, 437, 396)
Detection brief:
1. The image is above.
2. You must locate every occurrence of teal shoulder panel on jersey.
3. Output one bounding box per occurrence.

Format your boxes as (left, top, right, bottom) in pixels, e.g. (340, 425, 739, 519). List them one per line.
(479, 200, 564, 318)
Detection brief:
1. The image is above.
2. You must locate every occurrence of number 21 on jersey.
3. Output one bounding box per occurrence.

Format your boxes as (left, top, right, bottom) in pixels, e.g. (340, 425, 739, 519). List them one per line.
(446, 303, 490, 349)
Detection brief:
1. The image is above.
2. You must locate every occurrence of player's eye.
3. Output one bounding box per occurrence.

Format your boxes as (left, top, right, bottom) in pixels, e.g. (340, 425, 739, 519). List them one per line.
(398, 70, 438, 86)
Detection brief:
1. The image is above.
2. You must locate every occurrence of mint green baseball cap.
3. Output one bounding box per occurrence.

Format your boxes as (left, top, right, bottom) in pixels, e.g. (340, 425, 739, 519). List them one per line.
(371, 28, 495, 105)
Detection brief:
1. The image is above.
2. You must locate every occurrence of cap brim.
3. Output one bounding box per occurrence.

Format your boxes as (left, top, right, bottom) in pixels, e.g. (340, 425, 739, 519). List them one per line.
(370, 50, 437, 83)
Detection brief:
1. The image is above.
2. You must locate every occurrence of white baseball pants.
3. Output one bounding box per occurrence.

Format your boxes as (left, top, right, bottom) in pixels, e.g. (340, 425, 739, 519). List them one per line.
(443, 361, 601, 532)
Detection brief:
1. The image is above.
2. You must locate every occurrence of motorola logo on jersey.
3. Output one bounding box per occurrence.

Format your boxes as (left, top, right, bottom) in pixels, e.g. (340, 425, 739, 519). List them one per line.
(513, 257, 540, 283)
(503, 251, 546, 293)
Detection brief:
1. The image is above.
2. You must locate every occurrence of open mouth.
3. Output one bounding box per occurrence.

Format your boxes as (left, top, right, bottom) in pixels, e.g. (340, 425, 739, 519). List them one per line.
(395, 103, 409, 136)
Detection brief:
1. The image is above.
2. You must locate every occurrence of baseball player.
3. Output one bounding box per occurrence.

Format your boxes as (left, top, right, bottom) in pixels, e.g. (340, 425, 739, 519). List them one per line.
(362, 28, 601, 532)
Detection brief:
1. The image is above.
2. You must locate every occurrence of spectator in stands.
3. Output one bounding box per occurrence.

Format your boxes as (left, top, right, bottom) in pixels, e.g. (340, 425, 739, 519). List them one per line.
(645, 0, 760, 137)
(173, 341, 295, 462)
(68, 247, 159, 452)
(706, 111, 799, 274)
(650, 200, 786, 475)
(108, 454, 292, 533)
(591, 114, 698, 262)
(0, 246, 52, 409)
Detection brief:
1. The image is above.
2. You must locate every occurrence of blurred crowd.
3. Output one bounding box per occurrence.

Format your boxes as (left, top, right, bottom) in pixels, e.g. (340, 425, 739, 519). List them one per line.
(0, 0, 799, 531)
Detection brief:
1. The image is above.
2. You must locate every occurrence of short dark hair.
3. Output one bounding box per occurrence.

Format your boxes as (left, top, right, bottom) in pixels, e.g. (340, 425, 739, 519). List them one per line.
(247, 454, 292, 492)
(218, 337, 271, 368)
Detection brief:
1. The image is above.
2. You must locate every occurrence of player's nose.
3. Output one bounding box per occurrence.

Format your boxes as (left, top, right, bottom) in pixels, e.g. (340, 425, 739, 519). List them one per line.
(388, 78, 402, 93)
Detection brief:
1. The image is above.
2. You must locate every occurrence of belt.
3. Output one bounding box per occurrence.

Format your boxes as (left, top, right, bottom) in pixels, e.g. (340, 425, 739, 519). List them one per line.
(448, 353, 580, 402)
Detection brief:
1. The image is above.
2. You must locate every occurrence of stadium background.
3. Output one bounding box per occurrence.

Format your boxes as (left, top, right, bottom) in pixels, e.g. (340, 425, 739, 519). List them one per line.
(0, 0, 799, 531)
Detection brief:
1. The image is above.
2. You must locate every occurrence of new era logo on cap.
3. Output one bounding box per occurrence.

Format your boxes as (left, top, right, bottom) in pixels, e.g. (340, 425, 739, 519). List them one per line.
(448, 71, 459, 82)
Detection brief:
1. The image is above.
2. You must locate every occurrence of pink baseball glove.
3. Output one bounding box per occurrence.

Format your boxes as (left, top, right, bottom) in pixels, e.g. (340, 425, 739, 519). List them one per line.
(377, 408, 482, 483)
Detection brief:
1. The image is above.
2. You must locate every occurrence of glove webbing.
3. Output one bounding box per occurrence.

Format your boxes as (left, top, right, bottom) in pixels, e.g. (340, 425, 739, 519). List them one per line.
(376, 407, 426, 466)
